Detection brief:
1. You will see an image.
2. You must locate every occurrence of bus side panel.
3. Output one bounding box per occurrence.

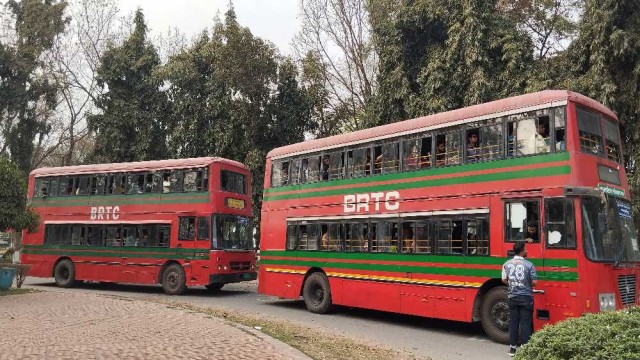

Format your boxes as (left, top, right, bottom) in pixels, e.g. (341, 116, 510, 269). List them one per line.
(258, 267, 304, 299)
(22, 253, 54, 278)
(75, 260, 121, 283)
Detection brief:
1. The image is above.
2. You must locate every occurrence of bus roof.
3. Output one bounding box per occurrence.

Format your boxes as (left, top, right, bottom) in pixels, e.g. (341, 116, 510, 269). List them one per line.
(30, 157, 247, 177)
(267, 90, 616, 159)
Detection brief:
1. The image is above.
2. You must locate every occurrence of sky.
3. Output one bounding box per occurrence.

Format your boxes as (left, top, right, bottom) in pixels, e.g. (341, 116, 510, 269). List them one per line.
(116, 0, 300, 54)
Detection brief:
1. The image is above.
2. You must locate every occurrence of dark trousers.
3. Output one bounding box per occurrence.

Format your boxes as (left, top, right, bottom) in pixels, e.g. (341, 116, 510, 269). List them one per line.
(508, 295, 533, 347)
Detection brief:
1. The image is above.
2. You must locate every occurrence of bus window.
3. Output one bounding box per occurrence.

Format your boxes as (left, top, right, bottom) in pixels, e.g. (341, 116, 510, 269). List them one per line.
(451, 220, 463, 254)
(112, 174, 126, 194)
(298, 224, 310, 250)
(144, 173, 154, 193)
(170, 171, 183, 192)
(321, 155, 331, 181)
(603, 118, 621, 163)
(35, 178, 49, 197)
(321, 223, 341, 251)
(123, 226, 139, 246)
(286, 223, 298, 250)
(76, 177, 89, 195)
(198, 217, 210, 240)
(553, 107, 566, 151)
(414, 220, 431, 254)
(467, 218, 489, 255)
(329, 152, 344, 180)
(373, 146, 382, 174)
(158, 226, 170, 247)
(344, 222, 368, 252)
(178, 217, 196, 240)
(545, 198, 575, 249)
(49, 178, 59, 197)
(505, 200, 540, 243)
(466, 129, 480, 163)
(479, 118, 503, 161)
(577, 106, 603, 155)
(71, 226, 84, 245)
(183, 170, 198, 192)
(435, 220, 452, 254)
(400, 222, 415, 253)
(381, 142, 399, 174)
(307, 156, 321, 183)
(372, 221, 397, 253)
(290, 159, 301, 185)
(59, 178, 73, 196)
(347, 148, 368, 178)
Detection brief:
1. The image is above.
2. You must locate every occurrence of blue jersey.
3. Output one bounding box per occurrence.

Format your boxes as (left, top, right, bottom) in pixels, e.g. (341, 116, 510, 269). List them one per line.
(502, 256, 537, 298)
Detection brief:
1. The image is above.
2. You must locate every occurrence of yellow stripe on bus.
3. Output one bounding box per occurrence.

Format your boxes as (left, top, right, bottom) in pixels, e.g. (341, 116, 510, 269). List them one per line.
(264, 267, 483, 288)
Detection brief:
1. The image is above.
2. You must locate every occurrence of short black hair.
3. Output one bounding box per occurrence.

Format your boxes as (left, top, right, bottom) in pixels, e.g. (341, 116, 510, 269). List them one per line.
(513, 241, 526, 255)
(527, 221, 538, 228)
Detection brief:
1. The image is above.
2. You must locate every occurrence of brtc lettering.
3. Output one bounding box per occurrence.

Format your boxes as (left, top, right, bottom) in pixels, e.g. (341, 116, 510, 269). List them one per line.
(90, 206, 120, 220)
(343, 191, 400, 213)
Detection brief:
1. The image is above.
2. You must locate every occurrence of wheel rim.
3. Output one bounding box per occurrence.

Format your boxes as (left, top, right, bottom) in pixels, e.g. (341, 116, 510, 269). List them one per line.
(491, 299, 509, 332)
(57, 267, 70, 283)
(166, 270, 178, 289)
(309, 283, 324, 305)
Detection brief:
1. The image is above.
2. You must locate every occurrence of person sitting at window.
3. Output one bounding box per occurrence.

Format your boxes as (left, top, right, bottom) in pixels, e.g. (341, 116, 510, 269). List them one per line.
(524, 122, 550, 155)
(405, 144, 420, 170)
(162, 175, 171, 193)
(401, 225, 414, 253)
(321, 155, 330, 181)
(524, 221, 539, 243)
(467, 133, 480, 163)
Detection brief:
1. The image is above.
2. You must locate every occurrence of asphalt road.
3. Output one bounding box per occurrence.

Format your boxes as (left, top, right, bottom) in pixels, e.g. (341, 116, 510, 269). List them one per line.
(23, 278, 507, 360)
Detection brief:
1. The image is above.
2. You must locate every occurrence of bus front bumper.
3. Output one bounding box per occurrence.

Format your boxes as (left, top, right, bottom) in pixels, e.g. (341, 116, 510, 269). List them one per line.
(209, 272, 257, 284)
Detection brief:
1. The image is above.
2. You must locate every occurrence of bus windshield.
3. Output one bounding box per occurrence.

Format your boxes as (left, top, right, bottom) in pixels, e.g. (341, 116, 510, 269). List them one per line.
(582, 195, 640, 263)
(213, 214, 252, 250)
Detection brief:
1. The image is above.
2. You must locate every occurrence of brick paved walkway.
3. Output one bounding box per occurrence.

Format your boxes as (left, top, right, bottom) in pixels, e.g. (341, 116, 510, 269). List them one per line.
(0, 291, 309, 360)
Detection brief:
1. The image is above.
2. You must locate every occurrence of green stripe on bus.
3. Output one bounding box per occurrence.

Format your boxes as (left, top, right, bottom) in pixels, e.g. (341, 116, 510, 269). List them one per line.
(265, 152, 570, 196)
(260, 250, 577, 268)
(264, 165, 571, 202)
(22, 245, 209, 260)
(31, 192, 210, 207)
(261, 259, 578, 281)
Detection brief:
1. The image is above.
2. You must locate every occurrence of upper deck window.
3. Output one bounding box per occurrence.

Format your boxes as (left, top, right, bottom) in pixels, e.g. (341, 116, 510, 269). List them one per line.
(221, 170, 247, 194)
(577, 106, 603, 156)
(603, 118, 622, 163)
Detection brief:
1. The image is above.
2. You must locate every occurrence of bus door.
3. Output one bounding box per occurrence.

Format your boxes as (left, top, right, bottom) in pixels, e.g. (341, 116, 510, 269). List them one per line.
(539, 196, 577, 325)
(194, 214, 212, 281)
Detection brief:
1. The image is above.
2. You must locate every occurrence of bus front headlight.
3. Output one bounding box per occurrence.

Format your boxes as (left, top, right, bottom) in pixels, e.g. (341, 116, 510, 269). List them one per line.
(599, 293, 616, 311)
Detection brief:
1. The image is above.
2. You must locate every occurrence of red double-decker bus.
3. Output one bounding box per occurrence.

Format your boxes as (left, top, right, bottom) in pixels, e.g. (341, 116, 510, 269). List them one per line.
(22, 157, 256, 295)
(258, 90, 640, 343)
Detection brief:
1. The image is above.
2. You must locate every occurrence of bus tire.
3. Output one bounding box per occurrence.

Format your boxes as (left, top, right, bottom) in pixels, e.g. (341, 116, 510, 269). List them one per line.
(162, 264, 186, 295)
(481, 286, 510, 344)
(303, 272, 332, 314)
(205, 283, 224, 292)
(54, 259, 76, 288)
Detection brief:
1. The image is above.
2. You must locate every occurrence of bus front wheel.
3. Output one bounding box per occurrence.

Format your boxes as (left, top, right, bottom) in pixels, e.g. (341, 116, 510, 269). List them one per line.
(162, 264, 186, 295)
(54, 259, 76, 288)
(302, 272, 332, 314)
(481, 286, 510, 344)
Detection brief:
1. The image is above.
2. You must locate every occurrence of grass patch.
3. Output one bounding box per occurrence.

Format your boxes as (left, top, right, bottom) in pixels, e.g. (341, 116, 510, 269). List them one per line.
(162, 301, 420, 360)
(0, 288, 39, 296)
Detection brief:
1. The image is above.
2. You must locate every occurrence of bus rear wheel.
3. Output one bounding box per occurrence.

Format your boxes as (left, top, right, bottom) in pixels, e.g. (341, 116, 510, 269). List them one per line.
(162, 264, 186, 295)
(54, 259, 76, 288)
(303, 272, 332, 314)
(205, 283, 224, 292)
(481, 286, 510, 344)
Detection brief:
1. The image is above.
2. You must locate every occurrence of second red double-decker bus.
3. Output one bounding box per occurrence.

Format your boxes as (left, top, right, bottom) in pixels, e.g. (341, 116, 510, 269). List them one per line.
(22, 157, 256, 295)
(259, 90, 640, 343)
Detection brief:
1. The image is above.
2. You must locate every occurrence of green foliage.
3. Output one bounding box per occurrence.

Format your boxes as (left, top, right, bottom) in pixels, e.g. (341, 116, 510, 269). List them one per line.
(0, 158, 38, 233)
(516, 307, 640, 360)
(563, 0, 640, 226)
(0, 0, 68, 174)
(88, 9, 168, 163)
(367, 0, 532, 125)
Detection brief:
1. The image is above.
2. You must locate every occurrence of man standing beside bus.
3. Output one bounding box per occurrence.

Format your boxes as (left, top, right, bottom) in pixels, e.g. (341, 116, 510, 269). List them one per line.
(502, 241, 538, 357)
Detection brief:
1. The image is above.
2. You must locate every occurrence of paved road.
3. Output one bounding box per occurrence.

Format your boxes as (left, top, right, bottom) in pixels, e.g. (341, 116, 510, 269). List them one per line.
(0, 290, 309, 360)
(23, 279, 507, 359)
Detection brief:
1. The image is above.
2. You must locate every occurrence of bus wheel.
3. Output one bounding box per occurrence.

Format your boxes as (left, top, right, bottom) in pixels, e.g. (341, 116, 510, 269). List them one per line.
(303, 272, 332, 314)
(205, 283, 224, 292)
(481, 286, 510, 344)
(54, 259, 76, 288)
(162, 264, 186, 295)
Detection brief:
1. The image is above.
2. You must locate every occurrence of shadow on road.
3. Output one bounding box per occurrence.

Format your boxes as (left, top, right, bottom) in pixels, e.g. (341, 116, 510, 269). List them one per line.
(262, 298, 488, 340)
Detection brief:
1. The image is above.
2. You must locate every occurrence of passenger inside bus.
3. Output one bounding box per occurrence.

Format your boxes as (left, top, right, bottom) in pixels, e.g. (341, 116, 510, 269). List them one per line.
(162, 175, 171, 193)
(401, 224, 414, 253)
(321, 155, 330, 181)
(525, 221, 539, 243)
(467, 132, 480, 163)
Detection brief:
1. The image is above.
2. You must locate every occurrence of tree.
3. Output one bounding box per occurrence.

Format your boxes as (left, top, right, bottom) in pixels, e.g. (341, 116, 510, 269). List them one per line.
(37, 0, 121, 168)
(0, 157, 38, 234)
(0, 0, 68, 175)
(498, 0, 582, 59)
(367, 0, 532, 124)
(295, 0, 377, 134)
(88, 9, 168, 163)
(563, 0, 640, 222)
